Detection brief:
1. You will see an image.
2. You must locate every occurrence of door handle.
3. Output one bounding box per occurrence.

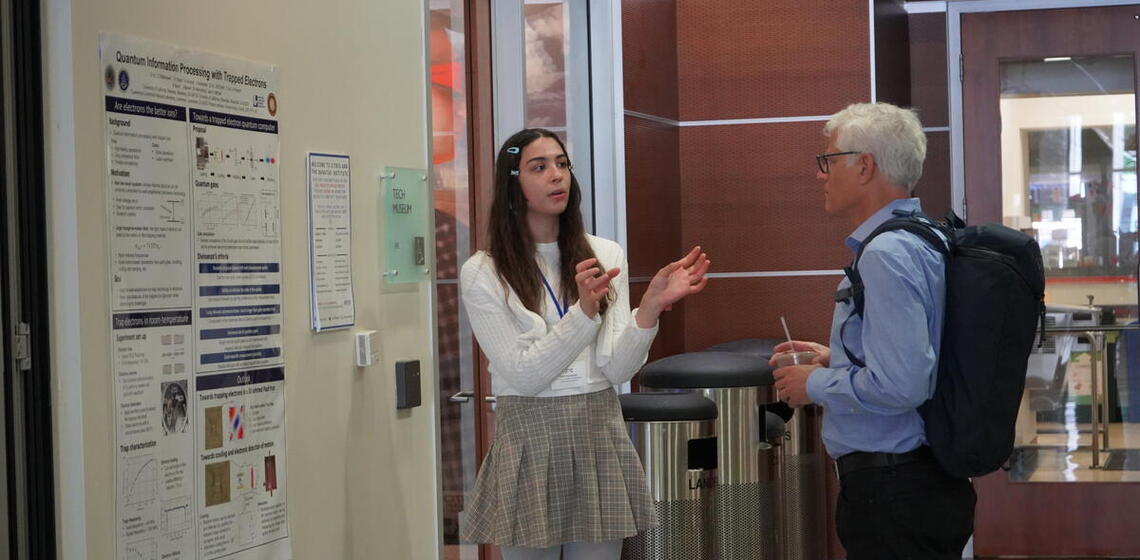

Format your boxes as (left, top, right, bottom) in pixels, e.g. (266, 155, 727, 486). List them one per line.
(449, 390, 475, 403)
(448, 391, 497, 404)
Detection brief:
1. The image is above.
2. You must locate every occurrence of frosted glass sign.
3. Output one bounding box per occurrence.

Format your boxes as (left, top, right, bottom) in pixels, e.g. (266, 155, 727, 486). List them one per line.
(383, 166, 430, 284)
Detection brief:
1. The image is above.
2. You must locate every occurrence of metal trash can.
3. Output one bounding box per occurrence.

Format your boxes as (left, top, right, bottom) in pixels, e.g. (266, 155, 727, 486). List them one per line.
(620, 391, 718, 560)
(777, 404, 826, 560)
(705, 338, 827, 560)
(639, 352, 778, 559)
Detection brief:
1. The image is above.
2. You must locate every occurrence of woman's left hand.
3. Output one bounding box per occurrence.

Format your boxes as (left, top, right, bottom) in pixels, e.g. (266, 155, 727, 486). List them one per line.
(636, 246, 710, 327)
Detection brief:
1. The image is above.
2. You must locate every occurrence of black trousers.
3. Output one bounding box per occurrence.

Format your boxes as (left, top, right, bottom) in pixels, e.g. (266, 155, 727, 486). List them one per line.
(836, 457, 976, 560)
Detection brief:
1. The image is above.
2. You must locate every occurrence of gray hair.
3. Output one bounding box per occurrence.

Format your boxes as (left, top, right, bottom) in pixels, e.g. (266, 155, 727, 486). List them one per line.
(823, 103, 926, 193)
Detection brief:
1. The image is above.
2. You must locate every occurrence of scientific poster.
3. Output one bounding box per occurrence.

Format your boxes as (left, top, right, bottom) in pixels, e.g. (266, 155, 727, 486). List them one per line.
(104, 32, 291, 560)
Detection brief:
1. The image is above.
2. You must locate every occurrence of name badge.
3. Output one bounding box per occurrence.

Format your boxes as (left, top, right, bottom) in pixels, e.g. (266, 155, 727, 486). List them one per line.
(549, 357, 590, 391)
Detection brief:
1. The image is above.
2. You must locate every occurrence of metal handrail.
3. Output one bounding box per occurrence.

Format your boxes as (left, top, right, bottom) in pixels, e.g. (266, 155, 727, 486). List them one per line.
(1041, 324, 1140, 334)
(1032, 325, 1140, 467)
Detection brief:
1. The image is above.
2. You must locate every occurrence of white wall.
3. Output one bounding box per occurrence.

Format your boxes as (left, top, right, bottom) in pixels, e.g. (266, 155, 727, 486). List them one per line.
(43, 1, 441, 558)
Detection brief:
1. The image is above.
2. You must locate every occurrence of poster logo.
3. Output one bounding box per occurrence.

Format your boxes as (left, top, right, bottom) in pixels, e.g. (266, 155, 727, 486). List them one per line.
(118, 69, 130, 91)
(266, 93, 277, 117)
(104, 65, 116, 91)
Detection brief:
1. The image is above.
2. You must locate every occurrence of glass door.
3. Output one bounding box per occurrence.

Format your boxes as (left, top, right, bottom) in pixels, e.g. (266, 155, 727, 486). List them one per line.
(435, 2, 623, 558)
(429, 2, 479, 559)
(957, 3, 1140, 556)
(998, 54, 1139, 482)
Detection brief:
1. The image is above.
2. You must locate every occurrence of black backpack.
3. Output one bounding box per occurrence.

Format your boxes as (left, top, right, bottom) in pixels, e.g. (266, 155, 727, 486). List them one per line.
(840, 209, 1045, 479)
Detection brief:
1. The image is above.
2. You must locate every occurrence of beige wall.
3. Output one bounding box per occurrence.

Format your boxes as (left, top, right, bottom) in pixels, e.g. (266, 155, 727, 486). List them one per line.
(44, 1, 441, 558)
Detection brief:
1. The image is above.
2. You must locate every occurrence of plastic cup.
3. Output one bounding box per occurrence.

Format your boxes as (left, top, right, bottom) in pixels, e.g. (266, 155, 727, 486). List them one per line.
(773, 350, 819, 404)
(773, 351, 819, 368)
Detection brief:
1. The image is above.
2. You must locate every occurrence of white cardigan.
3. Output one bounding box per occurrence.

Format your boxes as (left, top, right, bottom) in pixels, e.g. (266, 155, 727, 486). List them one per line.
(459, 235, 659, 397)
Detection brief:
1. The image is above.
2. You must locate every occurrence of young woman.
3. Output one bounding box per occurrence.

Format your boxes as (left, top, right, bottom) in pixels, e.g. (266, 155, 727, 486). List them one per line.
(459, 128, 710, 559)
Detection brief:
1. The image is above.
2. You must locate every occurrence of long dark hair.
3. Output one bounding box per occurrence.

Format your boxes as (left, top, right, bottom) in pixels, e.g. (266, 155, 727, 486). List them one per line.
(488, 128, 610, 316)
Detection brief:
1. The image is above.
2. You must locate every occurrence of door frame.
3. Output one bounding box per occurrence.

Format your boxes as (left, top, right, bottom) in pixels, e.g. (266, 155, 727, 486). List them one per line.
(947, 0, 1139, 221)
(585, 0, 626, 247)
(464, 3, 627, 557)
(3, 0, 58, 556)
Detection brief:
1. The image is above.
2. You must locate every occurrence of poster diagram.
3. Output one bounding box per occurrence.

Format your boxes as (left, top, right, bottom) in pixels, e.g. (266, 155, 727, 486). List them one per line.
(196, 191, 279, 237)
(204, 461, 230, 507)
(161, 498, 192, 538)
(228, 405, 245, 441)
(203, 406, 223, 450)
(124, 539, 157, 560)
(160, 200, 184, 225)
(104, 32, 290, 560)
(122, 455, 158, 506)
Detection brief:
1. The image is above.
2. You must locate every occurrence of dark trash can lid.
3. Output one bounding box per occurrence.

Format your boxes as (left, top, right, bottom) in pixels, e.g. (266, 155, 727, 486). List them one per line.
(703, 338, 783, 360)
(619, 391, 717, 422)
(639, 351, 774, 389)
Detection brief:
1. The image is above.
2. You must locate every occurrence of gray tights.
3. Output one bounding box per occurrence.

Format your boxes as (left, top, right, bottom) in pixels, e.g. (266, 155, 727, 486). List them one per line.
(499, 539, 623, 560)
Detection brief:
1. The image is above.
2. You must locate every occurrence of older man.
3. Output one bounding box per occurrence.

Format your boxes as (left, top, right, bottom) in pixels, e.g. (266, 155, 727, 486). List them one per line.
(771, 103, 975, 559)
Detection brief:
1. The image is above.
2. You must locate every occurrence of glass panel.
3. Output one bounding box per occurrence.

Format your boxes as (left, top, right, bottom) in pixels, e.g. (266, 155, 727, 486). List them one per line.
(524, 1, 567, 131)
(382, 166, 431, 283)
(521, 0, 593, 228)
(1000, 54, 1140, 481)
(429, 3, 477, 558)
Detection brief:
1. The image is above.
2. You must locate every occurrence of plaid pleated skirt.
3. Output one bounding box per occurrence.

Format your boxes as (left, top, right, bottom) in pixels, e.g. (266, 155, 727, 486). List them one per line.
(460, 388, 656, 547)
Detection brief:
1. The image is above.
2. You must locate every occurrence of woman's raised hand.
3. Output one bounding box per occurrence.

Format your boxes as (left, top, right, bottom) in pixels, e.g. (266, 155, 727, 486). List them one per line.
(575, 258, 620, 319)
(636, 246, 710, 327)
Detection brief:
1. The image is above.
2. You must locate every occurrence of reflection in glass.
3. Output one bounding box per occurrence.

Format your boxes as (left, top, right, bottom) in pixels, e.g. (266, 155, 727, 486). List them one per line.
(524, 2, 568, 130)
(1001, 54, 1140, 482)
(430, 3, 477, 557)
(516, 0, 593, 229)
(523, 0, 587, 171)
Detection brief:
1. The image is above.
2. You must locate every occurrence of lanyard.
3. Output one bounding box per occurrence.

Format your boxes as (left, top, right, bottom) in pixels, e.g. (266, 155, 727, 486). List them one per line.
(539, 273, 568, 318)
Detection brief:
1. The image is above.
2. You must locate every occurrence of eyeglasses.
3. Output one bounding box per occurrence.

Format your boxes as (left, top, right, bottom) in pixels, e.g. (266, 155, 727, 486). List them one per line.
(815, 151, 861, 174)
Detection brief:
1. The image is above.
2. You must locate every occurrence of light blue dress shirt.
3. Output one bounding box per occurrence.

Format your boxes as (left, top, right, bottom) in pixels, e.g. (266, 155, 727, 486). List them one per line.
(805, 198, 947, 458)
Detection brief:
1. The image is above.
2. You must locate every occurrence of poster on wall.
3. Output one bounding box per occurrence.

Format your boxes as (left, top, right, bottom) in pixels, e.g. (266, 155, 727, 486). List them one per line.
(306, 153, 354, 331)
(102, 32, 291, 560)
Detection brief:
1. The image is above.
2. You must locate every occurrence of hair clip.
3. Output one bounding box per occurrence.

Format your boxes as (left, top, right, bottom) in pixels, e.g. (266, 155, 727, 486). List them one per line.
(509, 170, 520, 176)
(506, 147, 520, 154)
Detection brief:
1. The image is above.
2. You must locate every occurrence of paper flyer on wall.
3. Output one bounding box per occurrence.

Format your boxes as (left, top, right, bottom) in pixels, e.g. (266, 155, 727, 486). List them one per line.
(102, 32, 291, 560)
(306, 153, 354, 331)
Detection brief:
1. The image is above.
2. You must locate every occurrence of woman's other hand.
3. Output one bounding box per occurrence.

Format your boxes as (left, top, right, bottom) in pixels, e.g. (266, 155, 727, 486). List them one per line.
(575, 258, 620, 319)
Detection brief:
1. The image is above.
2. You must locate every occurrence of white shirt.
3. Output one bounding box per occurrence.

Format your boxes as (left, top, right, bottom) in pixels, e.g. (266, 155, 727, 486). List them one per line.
(459, 235, 659, 397)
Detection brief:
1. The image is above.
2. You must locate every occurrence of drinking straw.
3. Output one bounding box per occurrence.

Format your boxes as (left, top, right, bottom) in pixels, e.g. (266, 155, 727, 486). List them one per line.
(780, 316, 796, 352)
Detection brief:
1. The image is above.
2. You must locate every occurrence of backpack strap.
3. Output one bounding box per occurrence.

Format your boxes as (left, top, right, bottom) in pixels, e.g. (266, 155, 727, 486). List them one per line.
(944, 209, 966, 230)
(837, 209, 951, 368)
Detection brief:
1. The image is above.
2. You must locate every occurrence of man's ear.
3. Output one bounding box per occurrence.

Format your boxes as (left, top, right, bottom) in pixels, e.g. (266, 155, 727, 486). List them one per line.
(857, 152, 876, 185)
